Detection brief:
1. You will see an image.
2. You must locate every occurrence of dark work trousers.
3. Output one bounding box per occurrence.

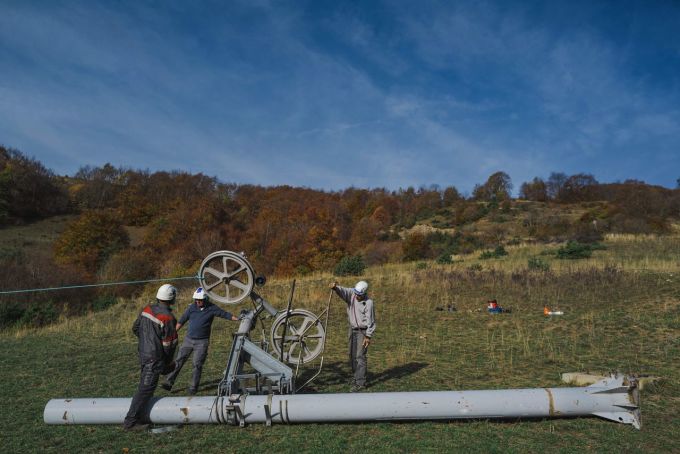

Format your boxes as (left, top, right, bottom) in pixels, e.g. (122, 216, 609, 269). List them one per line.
(348, 328, 368, 386)
(165, 336, 209, 392)
(123, 361, 163, 428)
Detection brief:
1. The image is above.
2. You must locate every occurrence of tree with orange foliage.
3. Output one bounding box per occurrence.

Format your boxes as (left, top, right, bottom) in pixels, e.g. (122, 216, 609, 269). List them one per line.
(54, 210, 129, 274)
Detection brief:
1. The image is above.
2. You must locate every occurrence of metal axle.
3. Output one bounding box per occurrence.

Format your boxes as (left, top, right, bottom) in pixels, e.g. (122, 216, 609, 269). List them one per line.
(44, 374, 640, 429)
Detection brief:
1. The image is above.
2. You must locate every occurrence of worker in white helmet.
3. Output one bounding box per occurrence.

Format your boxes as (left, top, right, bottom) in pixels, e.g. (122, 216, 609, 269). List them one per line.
(330, 280, 376, 392)
(123, 284, 178, 431)
(161, 287, 239, 395)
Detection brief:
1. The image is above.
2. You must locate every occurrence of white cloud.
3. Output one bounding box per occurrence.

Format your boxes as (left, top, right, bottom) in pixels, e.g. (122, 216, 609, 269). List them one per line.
(0, 1, 678, 191)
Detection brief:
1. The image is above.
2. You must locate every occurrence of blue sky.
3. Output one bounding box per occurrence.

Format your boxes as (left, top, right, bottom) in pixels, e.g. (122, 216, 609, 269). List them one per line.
(1, 0, 679, 193)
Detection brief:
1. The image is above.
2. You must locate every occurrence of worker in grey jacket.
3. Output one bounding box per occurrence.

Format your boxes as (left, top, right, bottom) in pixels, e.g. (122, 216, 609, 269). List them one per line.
(123, 284, 178, 431)
(330, 280, 376, 392)
(162, 287, 239, 395)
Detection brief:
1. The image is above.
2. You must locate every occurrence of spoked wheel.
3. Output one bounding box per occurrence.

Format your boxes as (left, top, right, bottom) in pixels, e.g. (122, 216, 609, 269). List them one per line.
(198, 251, 255, 305)
(270, 309, 326, 365)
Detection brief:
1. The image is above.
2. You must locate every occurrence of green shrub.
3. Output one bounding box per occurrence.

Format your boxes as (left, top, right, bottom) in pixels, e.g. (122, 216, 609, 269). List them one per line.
(334, 255, 366, 276)
(92, 295, 117, 312)
(415, 262, 428, 270)
(527, 257, 550, 271)
(19, 301, 59, 327)
(480, 245, 508, 260)
(0, 302, 24, 328)
(295, 265, 312, 276)
(556, 241, 594, 259)
(436, 253, 453, 264)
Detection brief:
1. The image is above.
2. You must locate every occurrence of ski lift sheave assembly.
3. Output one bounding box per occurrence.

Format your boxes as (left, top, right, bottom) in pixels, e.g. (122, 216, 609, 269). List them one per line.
(199, 250, 325, 366)
(196, 250, 329, 397)
(44, 250, 642, 429)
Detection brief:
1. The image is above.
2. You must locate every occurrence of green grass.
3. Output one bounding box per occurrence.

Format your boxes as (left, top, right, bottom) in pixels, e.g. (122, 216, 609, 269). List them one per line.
(1, 236, 680, 452)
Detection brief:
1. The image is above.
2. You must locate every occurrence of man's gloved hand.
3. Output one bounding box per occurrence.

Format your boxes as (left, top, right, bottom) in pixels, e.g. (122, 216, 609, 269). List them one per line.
(329, 282, 337, 289)
(362, 337, 371, 348)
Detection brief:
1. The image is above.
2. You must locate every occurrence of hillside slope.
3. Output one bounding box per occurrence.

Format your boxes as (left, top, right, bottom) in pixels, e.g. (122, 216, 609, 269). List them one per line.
(2, 235, 679, 452)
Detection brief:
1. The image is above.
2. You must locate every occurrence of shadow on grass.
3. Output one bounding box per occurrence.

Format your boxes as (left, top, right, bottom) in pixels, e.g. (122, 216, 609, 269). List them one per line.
(166, 361, 429, 395)
(299, 361, 429, 392)
(370, 361, 429, 386)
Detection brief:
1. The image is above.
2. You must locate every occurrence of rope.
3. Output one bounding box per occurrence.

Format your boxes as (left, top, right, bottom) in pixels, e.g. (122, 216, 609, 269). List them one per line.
(0, 275, 200, 295)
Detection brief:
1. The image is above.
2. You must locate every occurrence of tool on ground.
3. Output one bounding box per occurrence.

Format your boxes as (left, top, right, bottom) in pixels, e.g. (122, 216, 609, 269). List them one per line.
(544, 306, 564, 316)
(487, 299, 509, 314)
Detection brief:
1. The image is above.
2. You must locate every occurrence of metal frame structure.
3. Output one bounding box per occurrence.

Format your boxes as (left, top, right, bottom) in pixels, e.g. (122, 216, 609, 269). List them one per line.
(217, 291, 295, 397)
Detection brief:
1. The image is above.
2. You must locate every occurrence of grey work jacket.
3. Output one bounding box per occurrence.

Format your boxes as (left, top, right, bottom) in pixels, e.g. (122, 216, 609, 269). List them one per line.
(333, 286, 376, 338)
(132, 302, 178, 367)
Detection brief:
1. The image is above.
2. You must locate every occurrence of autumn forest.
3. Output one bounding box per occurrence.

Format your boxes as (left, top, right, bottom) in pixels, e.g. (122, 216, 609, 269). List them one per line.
(1, 145, 679, 327)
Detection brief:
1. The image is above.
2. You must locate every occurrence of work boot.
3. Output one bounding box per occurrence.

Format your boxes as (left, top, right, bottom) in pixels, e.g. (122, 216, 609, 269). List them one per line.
(350, 384, 365, 393)
(187, 388, 197, 396)
(123, 423, 150, 432)
(160, 382, 172, 392)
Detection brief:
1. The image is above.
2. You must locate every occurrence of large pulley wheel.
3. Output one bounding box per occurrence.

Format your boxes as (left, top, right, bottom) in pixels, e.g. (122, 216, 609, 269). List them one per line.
(270, 309, 325, 365)
(198, 251, 255, 305)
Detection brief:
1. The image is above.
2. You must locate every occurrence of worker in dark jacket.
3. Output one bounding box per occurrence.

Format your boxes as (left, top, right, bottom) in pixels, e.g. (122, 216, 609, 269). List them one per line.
(162, 287, 238, 394)
(123, 284, 178, 431)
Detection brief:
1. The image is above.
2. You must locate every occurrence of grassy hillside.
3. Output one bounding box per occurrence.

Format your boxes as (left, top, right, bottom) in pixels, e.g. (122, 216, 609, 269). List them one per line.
(1, 234, 679, 452)
(0, 215, 75, 256)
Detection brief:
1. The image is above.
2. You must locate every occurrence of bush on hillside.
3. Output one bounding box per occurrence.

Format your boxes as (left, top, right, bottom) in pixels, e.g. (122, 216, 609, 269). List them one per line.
(92, 295, 117, 312)
(334, 255, 366, 276)
(436, 252, 454, 264)
(402, 232, 430, 261)
(527, 257, 550, 271)
(54, 210, 129, 273)
(0, 302, 24, 328)
(480, 245, 508, 260)
(555, 241, 606, 259)
(363, 241, 401, 266)
(19, 301, 59, 327)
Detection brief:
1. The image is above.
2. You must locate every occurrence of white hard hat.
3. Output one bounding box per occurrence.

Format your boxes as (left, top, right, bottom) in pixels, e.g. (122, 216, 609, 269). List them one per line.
(156, 284, 177, 302)
(354, 281, 368, 295)
(193, 287, 206, 300)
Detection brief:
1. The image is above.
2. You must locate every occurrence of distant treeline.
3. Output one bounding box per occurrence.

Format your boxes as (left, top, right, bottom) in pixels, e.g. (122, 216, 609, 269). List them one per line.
(1, 145, 679, 327)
